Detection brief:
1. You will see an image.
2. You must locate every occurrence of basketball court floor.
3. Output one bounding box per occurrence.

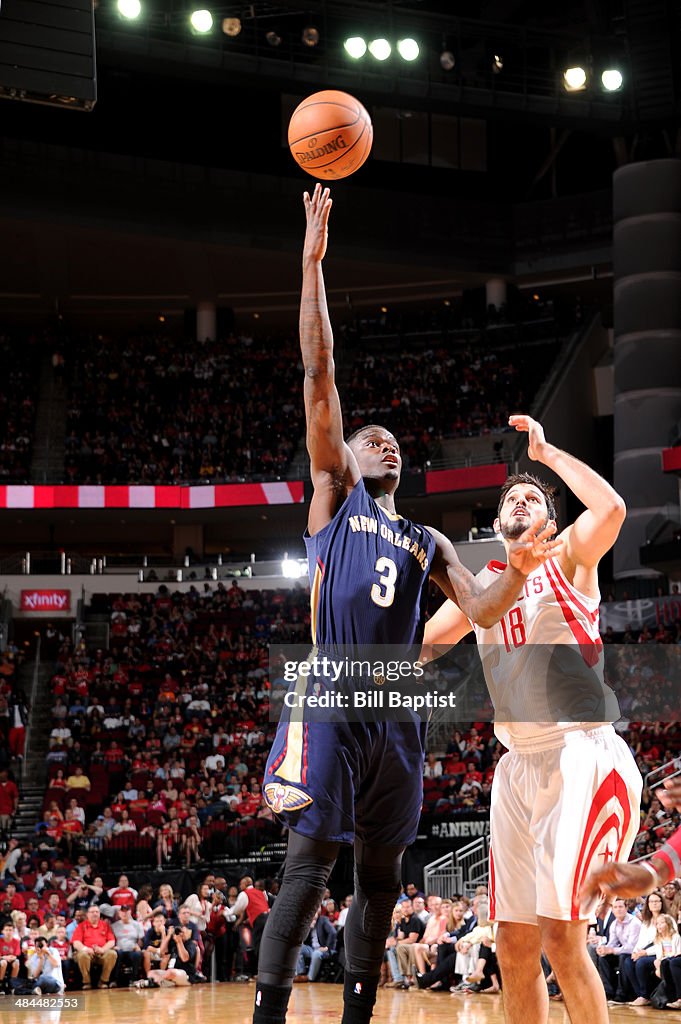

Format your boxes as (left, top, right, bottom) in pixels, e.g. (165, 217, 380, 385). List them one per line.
(2, 984, 671, 1023)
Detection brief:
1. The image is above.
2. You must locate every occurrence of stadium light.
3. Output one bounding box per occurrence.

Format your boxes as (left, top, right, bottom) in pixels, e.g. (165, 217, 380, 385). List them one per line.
(222, 17, 241, 36)
(190, 9, 213, 33)
(492, 54, 503, 73)
(302, 26, 320, 48)
(281, 558, 306, 579)
(563, 66, 587, 91)
(601, 68, 623, 92)
(344, 36, 367, 58)
(369, 38, 391, 60)
(440, 49, 456, 71)
(117, 0, 141, 18)
(397, 38, 419, 61)
(266, 30, 282, 47)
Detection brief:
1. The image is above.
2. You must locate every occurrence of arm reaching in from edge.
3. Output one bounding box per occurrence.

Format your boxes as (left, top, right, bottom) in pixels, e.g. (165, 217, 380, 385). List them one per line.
(300, 184, 360, 535)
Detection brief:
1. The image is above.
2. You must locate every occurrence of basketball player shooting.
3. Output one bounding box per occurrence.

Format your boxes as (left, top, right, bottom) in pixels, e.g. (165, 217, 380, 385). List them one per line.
(252, 184, 561, 1024)
(423, 414, 642, 1024)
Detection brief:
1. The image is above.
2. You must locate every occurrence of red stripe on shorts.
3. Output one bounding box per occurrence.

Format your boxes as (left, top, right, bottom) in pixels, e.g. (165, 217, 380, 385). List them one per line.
(570, 769, 631, 918)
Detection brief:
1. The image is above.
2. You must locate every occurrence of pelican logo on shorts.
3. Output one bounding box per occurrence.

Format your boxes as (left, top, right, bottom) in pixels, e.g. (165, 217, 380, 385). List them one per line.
(264, 782, 313, 814)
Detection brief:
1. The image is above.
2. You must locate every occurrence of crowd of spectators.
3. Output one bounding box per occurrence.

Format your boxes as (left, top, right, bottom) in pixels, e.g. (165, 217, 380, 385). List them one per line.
(63, 332, 304, 484)
(0, 864, 288, 990)
(32, 582, 316, 868)
(1, 578, 681, 1004)
(344, 333, 559, 471)
(0, 305, 568, 486)
(0, 335, 38, 484)
(5, 580, 681, 858)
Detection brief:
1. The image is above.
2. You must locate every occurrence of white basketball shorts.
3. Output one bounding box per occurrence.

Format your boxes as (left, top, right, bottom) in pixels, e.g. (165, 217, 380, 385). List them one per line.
(488, 726, 642, 924)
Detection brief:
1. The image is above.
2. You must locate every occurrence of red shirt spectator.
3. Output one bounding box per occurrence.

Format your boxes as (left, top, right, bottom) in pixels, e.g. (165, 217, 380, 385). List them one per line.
(108, 877, 137, 909)
(0, 933, 20, 958)
(0, 775, 19, 817)
(71, 915, 115, 948)
(50, 936, 71, 960)
(1, 886, 25, 912)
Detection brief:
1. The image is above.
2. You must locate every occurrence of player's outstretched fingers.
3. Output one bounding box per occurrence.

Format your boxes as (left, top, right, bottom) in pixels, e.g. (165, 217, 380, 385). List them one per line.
(659, 779, 681, 811)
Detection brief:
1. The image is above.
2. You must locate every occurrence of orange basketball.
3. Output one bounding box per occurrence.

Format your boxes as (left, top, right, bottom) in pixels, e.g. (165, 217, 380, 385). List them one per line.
(288, 90, 373, 180)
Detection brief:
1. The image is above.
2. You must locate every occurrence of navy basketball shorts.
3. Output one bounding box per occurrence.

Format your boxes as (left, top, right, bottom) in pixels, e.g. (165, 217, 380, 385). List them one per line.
(263, 686, 426, 847)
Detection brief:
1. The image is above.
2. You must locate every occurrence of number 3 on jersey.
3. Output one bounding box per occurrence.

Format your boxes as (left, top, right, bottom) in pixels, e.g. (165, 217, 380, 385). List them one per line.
(500, 606, 526, 651)
(371, 556, 397, 608)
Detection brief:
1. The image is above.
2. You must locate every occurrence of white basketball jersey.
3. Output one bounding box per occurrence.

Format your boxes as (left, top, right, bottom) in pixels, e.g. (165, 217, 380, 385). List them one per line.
(472, 556, 618, 749)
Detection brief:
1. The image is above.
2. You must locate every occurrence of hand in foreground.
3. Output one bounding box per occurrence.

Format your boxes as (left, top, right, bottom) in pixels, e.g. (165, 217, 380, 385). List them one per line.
(579, 861, 659, 904)
(657, 777, 681, 812)
(509, 415, 549, 462)
(303, 183, 332, 264)
(507, 521, 563, 576)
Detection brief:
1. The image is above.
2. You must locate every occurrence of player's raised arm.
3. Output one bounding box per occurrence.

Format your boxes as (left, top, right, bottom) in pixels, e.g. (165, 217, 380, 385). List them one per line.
(427, 523, 562, 632)
(300, 184, 360, 529)
(510, 415, 626, 571)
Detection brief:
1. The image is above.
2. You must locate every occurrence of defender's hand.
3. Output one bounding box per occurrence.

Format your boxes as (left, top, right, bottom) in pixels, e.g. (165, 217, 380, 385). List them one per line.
(303, 183, 332, 264)
(509, 415, 549, 462)
(658, 778, 681, 813)
(507, 522, 562, 576)
(580, 861, 659, 902)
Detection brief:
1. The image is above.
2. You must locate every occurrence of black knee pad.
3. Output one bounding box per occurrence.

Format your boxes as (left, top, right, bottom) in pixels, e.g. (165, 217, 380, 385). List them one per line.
(354, 861, 402, 941)
(266, 876, 328, 946)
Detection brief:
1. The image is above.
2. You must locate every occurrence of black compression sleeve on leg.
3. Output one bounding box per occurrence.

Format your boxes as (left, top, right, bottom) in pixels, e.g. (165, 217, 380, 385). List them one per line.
(341, 840, 404, 1024)
(256, 830, 340, 992)
(343, 838, 405, 977)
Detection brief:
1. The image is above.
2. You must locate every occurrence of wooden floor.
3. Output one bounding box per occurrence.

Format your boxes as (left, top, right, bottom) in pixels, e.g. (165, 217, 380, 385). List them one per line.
(3, 984, 674, 1024)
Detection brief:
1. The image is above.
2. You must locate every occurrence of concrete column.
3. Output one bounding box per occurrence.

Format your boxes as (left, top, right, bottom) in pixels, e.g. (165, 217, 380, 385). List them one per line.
(196, 301, 217, 342)
(613, 158, 681, 579)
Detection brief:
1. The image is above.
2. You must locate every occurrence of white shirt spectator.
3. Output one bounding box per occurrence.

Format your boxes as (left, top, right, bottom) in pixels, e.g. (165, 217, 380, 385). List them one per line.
(26, 948, 65, 992)
(187, 699, 211, 713)
(2, 846, 22, 878)
(70, 805, 86, 826)
(204, 754, 225, 772)
(112, 918, 144, 951)
(183, 895, 211, 932)
(113, 820, 137, 835)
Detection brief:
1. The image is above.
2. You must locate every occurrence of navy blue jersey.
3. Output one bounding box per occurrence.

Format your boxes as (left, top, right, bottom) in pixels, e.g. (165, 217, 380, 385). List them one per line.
(263, 478, 436, 846)
(304, 479, 436, 651)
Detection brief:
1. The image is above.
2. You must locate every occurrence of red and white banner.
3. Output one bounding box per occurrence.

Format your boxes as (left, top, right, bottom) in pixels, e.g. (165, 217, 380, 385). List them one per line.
(20, 589, 71, 612)
(0, 482, 304, 510)
(426, 464, 508, 494)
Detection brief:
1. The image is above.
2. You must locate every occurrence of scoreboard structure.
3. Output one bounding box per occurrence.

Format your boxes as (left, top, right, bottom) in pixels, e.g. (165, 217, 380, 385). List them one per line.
(0, 0, 96, 111)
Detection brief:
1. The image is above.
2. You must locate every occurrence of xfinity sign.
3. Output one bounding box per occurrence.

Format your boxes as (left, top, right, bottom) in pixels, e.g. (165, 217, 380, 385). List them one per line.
(20, 590, 71, 612)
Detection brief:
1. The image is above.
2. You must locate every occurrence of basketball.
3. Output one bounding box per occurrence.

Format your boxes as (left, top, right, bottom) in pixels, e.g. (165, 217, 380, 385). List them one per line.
(288, 90, 373, 180)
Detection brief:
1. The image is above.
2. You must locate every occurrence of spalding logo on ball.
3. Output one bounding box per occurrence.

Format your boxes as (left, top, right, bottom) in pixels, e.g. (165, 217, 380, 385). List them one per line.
(288, 90, 373, 180)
